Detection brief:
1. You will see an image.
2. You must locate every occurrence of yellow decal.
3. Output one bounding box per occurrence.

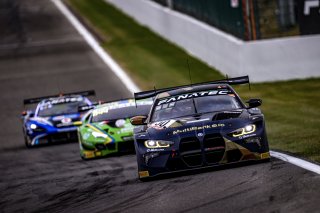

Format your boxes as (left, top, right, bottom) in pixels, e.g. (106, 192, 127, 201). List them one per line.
(86, 124, 103, 133)
(139, 171, 150, 178)
(92, 108, 109, 117)
(173, 124, 225, 135)
(260, 152, 270, 159)
(73, 121, 83, 126)
(84, 151, 95, 158)
(95, 152, 102, 156)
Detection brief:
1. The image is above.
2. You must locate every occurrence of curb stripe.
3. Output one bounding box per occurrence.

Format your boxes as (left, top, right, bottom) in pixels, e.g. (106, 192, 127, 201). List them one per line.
(271, 151, 320, 175)
(53, 0, 320, 175)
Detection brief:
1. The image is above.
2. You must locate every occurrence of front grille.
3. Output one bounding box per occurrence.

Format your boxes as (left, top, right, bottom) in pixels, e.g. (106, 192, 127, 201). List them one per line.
(38, 131, 78, 144)
(180, 137, 201, 152)
(95, 144, 106, 150)
(180, 137, 202, 167)
(50, 131, 78, 142)
(106, 143, 116, 150)
(203, 134, 225, 164)
(178, 134, 225, 168)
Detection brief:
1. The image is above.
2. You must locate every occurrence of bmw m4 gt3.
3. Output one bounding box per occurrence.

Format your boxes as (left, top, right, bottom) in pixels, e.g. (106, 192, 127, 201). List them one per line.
(131, 76, 270, 180)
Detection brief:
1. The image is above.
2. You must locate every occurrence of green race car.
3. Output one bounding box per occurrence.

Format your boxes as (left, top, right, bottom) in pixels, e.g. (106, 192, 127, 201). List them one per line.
(78, 99, 152, 159)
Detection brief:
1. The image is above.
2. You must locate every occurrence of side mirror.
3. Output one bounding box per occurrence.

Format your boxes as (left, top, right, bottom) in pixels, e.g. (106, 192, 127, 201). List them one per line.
(130, 115, 147, 126)
(21, 111, 34, 117)
(246, 98, 262, 108)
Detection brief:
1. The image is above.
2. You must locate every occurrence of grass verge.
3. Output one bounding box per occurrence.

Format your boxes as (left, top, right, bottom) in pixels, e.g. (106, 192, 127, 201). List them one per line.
(67, 0, 320, 162)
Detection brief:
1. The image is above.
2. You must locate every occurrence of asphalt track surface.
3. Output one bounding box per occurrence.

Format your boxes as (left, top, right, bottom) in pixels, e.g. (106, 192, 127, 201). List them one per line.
(1, 1, 320, 212)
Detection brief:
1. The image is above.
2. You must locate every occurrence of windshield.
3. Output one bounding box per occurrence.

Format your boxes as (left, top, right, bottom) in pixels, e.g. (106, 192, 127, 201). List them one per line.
(38, 100, 87, 117)
(92, 105, 151, 123)
(151, 92, 242, 122)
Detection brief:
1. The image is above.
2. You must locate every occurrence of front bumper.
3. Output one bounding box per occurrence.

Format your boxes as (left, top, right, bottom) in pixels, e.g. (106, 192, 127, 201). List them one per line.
(80, 140, 135, 159)
(136, 134, 270, 179)
(27, 127, 78, 146)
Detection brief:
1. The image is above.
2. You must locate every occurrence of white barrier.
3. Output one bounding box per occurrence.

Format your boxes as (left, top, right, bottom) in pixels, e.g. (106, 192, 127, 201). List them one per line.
(106, 0, 320, 82)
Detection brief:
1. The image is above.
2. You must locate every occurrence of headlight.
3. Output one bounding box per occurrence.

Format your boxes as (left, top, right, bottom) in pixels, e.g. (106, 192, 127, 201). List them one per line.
(232, 124, 256, 137)
(28, 123, 45, 132)
(92, 131, 108, 139)
(115, 119, 126, 128)
(144, 140, 174, 148)
(30, 124, 37, 129)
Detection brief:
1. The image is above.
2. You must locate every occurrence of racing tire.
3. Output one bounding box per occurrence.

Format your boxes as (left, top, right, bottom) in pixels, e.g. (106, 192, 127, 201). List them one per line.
(24, 136, 32, 148)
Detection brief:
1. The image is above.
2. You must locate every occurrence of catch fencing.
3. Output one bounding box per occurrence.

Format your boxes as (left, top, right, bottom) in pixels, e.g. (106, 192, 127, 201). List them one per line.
(151, 0, 320, 41)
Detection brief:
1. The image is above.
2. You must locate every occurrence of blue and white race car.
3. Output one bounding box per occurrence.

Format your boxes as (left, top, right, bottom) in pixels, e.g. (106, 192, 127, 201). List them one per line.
(22, 90, 95, 147)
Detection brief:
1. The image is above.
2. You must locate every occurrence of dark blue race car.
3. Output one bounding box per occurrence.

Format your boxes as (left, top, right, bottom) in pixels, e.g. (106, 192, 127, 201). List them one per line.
(130, 76, 270, 180)
(21, 90, 95, 147)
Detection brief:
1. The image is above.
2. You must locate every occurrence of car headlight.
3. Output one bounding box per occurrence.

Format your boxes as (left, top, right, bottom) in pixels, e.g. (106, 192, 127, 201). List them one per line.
(232, 124, 256, 137)
(92, 131, 109, 139)
(30, 124, 37, 129)
(144, 140, 174, 148)
(28, 123, 45, 132)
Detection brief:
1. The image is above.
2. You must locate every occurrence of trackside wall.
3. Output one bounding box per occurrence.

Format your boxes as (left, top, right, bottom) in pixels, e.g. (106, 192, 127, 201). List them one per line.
(106, 0, 320, 82)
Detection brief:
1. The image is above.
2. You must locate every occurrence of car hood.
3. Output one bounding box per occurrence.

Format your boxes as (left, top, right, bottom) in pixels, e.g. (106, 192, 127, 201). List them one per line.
(29, 113, 81, 127)
(146, 109, 252, 139)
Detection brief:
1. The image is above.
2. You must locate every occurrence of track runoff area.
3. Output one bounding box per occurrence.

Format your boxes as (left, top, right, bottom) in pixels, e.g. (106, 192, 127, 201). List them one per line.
(51, 0, 320, 175)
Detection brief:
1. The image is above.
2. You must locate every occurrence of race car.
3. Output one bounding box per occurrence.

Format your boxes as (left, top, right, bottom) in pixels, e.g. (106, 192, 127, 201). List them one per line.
(130, 76, 270, 180)
(78, 98, 153, 159)
(22, 90, 95, 147)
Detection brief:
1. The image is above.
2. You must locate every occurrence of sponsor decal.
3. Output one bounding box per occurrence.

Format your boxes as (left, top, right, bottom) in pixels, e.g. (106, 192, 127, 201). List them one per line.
(147, 148, 165, 152)
(157, 90, 230, 106)
(139, 171, 150, 178)
(150, 120, 179, 130)
(43, 97, 83, 105)
(92, 108, 109, 117)
(173, 124, 225, 135)
(61, 117, 72, 124)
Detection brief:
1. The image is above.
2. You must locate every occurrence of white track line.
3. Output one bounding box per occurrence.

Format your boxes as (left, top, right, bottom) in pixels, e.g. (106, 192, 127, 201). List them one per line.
(270, 151, 320, 175)
(53, 0, 320, 175)
(51, 0, 141, 94)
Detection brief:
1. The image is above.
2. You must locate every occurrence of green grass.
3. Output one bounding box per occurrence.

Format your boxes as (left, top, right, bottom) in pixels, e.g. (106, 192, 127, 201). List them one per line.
(67, 0, 320, 162)
(67, 0, 223, 90)
(235, 79, 320, 162)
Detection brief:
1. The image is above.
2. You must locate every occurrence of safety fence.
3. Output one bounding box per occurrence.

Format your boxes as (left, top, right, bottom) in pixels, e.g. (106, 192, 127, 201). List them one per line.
(151, 0, 320, 41)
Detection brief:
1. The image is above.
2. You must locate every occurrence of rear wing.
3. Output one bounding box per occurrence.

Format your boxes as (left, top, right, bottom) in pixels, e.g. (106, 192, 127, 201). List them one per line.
(23, 90, 96, 105)
(134, 75, 249, 100)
